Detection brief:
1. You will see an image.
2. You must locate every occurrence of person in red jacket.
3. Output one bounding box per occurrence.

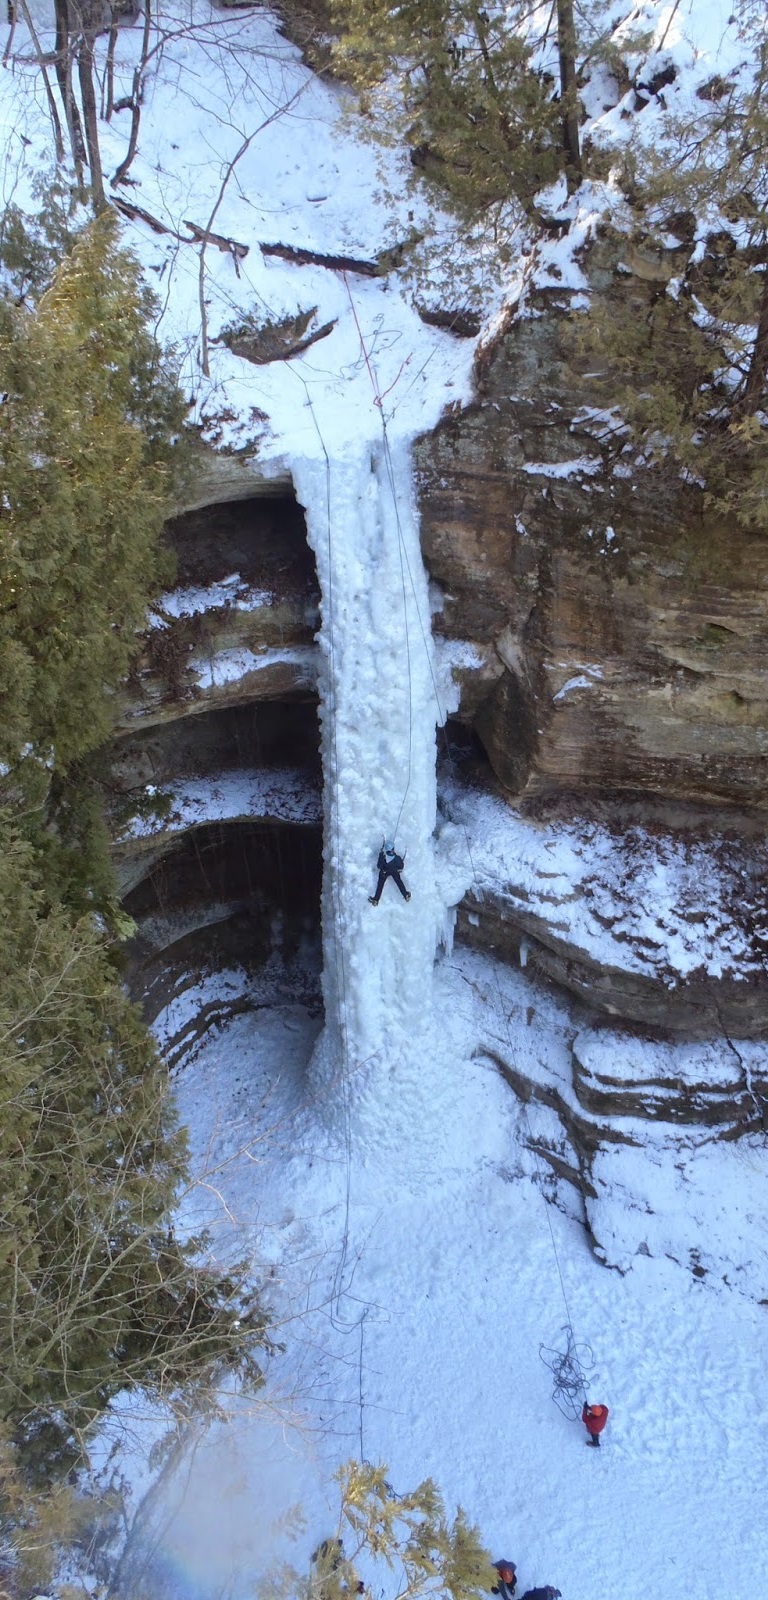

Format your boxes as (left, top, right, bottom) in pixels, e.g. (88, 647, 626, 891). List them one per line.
(582, 1400, 609, 1447)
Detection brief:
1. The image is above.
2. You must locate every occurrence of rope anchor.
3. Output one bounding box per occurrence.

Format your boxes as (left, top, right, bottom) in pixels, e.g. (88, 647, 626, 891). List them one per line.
(539, 1324, 597, 1421)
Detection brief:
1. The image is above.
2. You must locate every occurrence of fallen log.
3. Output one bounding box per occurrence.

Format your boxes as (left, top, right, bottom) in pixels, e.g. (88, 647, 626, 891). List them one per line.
(183, 219, 250, 261)
(110, 195, 183, 236)
(416, 305, 482, 338)
(259, 241, 381, 276)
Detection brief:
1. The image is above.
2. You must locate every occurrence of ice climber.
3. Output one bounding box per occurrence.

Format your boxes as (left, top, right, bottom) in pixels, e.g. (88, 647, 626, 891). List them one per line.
(582, 1399, 609, 1447)
(369, 839, 411, 905)
(519, 1588, 562, 1600)
(491, 1559, 517, 1600)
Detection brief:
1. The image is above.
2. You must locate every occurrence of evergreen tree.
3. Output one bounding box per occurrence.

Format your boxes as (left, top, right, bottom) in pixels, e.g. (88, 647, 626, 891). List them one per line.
(0, 815, 262, 1461)
(0, 1422, 91, 1597)
(269, 1461, 496, 1600)
(330, 1, 564, 216)
(573, 3, 768, 528)
(0, 210, 183, 782)
(0, 212, 266, 1580)
(0, 173, 82, 305)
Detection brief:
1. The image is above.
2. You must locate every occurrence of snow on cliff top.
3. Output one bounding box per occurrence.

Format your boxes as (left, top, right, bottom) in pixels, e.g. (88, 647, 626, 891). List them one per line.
(1, 3, 478, 458)
(486, 0, 764, 321)
(3, 3, 762, 445)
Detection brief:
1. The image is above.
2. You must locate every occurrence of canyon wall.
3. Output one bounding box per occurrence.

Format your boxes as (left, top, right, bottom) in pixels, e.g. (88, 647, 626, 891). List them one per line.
(109, 237, 768, 1135)
(414, 239, 768, 1042)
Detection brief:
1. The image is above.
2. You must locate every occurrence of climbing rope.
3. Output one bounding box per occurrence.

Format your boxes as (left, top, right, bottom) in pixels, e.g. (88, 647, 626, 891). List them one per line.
(289, 365, 374, 1473)
(341, 292, 597, 1416)
(291, 284, 596, 1454)
(539, 1326, 596, 1420)
(343, 273, 413, 850)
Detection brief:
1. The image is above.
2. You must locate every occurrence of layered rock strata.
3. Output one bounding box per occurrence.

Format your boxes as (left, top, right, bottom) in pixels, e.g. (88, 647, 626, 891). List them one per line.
(111, 485, 324, 1035)
(417, 240, 768, 1039)
(119, 491, 319, 728)
(416, 258, 768, 812)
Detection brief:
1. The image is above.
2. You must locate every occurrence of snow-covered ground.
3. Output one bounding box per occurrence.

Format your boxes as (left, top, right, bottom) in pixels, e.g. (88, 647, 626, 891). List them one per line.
(4, 6, 768, 1597)
(438, 776, 765, 986)
(1, 2, 479, 445)
(99, 947, 768, 1600)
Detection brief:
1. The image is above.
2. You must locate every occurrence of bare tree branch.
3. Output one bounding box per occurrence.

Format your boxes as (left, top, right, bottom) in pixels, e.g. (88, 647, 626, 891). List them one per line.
(197, 78, 308, 376)
(15, 0, 65, 162)
(112, 0, 153, 186)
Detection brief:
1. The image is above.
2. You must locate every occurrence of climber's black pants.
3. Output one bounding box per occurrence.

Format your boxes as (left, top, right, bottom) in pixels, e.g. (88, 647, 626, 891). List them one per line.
(371, 867, 409, 904)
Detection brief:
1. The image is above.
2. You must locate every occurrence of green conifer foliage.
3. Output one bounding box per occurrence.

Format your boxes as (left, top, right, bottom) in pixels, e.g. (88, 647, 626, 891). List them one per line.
(330, 1, 562, 215)
(0, 210, 183, 776)
(0, 174, 82, 303)
(0, 212, 265, 1576)
(267, 1461, 496, 1600)
(0, 1422, 91, 1596)
(0, 814, 262, 1463)
(575, 5, 768, 529)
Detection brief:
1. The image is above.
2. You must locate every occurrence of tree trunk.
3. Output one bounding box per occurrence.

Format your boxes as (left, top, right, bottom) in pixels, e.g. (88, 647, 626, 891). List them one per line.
(53, 0, 87, 178)
(3, 1, 17, 66)
(557, 0, 581, 180)
(113, 0, 152, 187)
(77, 27, 107, 212)
(15, 0, 65, 160)
(735, 266, 768, 419)
(104, 18, 118, 121)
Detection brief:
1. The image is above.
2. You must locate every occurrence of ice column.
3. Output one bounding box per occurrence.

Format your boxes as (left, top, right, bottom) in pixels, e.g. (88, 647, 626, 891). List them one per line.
(293, 437, 442, 1072)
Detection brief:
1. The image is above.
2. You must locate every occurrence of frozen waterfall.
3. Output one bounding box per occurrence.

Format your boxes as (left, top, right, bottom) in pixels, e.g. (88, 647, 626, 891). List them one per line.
(293, 439, 447, 1075)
